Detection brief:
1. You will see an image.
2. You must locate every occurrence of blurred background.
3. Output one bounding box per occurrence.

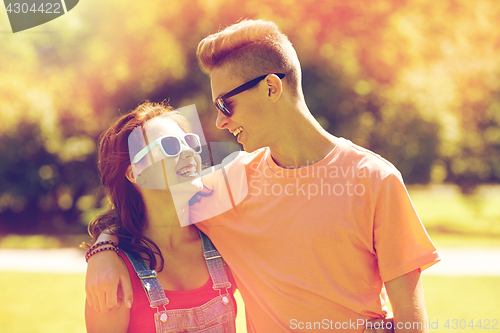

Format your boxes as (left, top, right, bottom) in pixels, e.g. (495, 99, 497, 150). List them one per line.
(0, 0, 499, 332)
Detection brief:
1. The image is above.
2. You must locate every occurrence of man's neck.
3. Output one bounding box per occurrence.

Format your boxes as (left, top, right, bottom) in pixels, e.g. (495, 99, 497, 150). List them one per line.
(268, 104, 337, 168)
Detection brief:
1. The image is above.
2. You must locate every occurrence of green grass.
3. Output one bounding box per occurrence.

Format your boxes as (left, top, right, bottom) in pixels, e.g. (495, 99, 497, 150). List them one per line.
(1, 272, 498, 333)
(0, 272, 86, 333)
(0, 272, 247, 333)
(423, 275, 500, 332)
(409, 185, 500, 248)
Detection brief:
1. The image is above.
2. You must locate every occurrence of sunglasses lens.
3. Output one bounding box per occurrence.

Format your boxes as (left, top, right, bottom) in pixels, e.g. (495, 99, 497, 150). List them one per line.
(185, 134, 201, 153)
(216, 99, 231, 117)
(161, 137, 181, 156)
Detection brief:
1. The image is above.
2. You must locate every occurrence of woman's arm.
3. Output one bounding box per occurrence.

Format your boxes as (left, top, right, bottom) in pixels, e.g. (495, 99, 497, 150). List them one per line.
(385, 269, 428, 333)
(85, 232, 134, 313)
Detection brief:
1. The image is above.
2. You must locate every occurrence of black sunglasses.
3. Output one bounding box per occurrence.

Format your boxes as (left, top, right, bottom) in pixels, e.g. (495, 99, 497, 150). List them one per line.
(214, 73, 286, 117)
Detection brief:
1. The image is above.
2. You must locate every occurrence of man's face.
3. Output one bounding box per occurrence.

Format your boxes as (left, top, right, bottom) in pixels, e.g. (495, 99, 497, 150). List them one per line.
(210, 65, 268, 153)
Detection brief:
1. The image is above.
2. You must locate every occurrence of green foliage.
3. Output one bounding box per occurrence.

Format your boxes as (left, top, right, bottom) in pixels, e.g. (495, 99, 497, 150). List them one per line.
(0, 122, 100, 234)
(1, 0, 499, 233)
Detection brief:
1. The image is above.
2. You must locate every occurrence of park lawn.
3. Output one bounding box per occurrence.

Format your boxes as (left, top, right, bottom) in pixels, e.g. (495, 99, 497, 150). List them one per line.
(0, 272, 86, 333)
(0, 272, 499, 333)
(408, 186, 500, 248)
(0, 272, 247, 333)
(422, 275, 500, 332)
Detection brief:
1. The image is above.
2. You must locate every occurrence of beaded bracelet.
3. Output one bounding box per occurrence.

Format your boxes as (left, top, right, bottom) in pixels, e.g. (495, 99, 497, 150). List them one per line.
(85, 240, 118, 262)
(84, 240, 118, 262)
(85, 245, 120, 263)
(88, 240, 118, 253)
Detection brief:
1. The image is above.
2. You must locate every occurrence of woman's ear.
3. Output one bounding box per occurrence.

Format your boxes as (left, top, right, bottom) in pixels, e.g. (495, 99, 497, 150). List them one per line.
(127, 165, 147, 187)
(125, 165, 137, 183)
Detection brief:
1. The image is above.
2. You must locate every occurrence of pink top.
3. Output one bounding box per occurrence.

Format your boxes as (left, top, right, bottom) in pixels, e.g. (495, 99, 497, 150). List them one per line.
(118, 251, 237, 333)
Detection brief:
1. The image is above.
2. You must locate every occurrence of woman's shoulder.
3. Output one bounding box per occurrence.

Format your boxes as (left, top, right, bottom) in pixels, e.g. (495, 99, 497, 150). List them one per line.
(117, 251, 144, 296)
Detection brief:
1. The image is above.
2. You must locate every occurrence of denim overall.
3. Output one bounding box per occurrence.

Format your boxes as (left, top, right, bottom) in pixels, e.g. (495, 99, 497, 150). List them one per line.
(124, 231, 236, 333)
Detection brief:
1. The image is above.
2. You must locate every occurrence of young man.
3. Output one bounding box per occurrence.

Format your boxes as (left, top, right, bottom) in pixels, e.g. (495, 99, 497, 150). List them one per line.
(86, 20, 439, 332)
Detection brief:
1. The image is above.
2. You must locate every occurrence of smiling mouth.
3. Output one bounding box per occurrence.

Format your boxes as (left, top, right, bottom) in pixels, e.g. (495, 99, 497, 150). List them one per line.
(176, 165, 199, 177)
(232, 127, 243, 139)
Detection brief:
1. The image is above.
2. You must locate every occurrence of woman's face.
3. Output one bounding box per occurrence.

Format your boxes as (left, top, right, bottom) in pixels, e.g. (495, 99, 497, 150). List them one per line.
(131, 116, 203, 192)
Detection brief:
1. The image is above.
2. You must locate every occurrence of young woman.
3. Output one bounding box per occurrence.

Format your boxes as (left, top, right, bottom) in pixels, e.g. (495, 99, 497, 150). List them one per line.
(84, 101, 237, 333)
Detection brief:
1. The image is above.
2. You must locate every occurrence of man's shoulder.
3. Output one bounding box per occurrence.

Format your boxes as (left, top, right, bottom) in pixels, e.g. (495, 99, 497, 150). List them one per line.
(201, 148, 266, 176)
(221, 147, 268, 167)
(335, 138, 402, 179)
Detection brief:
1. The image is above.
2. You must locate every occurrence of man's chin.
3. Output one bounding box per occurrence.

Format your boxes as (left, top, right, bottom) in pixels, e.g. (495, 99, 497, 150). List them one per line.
(241, 141, 265, 153)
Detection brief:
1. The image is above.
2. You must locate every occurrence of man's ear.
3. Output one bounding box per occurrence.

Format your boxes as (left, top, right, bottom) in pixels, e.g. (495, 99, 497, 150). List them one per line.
(265, 74, 283, 103)
(125, 165, 137, 183)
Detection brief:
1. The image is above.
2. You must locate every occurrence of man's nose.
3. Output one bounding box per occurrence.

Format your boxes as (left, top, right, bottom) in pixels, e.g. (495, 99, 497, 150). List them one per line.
(216, 110, 230, 129)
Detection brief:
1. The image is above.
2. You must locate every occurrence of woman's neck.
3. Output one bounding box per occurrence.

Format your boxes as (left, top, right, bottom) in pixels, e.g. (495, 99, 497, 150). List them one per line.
(141, 190, 198, 251)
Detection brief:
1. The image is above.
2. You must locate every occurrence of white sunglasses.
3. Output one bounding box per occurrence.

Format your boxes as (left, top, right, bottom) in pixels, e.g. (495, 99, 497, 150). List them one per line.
(131, 133, 202, 164)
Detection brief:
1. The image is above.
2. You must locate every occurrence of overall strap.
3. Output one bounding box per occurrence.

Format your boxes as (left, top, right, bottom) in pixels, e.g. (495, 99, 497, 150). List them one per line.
(199, 231, 232, 291)
(123, 251, 169, 308)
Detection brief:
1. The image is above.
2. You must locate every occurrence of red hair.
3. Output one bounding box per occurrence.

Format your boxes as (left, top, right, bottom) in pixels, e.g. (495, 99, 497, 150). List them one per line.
(88, 101, 190, 271)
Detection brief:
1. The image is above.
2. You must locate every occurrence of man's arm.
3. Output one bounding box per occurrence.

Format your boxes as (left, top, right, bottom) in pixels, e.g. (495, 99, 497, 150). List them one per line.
(85, 289, 130, 333)
(363, 296, 394, 333)
(384, 269, 428, 333)
(85, 232, 134, 313)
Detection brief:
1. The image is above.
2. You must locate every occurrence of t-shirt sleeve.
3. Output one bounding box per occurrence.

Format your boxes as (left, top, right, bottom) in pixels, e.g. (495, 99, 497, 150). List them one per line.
(374, 172, 440, 282)
(226, 266, 238, 294)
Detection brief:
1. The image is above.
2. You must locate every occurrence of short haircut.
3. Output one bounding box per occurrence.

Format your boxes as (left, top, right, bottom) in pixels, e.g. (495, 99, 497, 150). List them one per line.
(197, 19, 302, 96)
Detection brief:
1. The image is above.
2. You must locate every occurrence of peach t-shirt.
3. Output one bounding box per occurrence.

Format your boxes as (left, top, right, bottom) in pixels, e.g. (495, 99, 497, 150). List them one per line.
(191, 138, 440, 332)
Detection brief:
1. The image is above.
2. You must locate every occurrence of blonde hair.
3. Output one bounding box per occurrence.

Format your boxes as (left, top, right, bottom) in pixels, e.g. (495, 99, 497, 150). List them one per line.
(197, 19, 302, 95)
